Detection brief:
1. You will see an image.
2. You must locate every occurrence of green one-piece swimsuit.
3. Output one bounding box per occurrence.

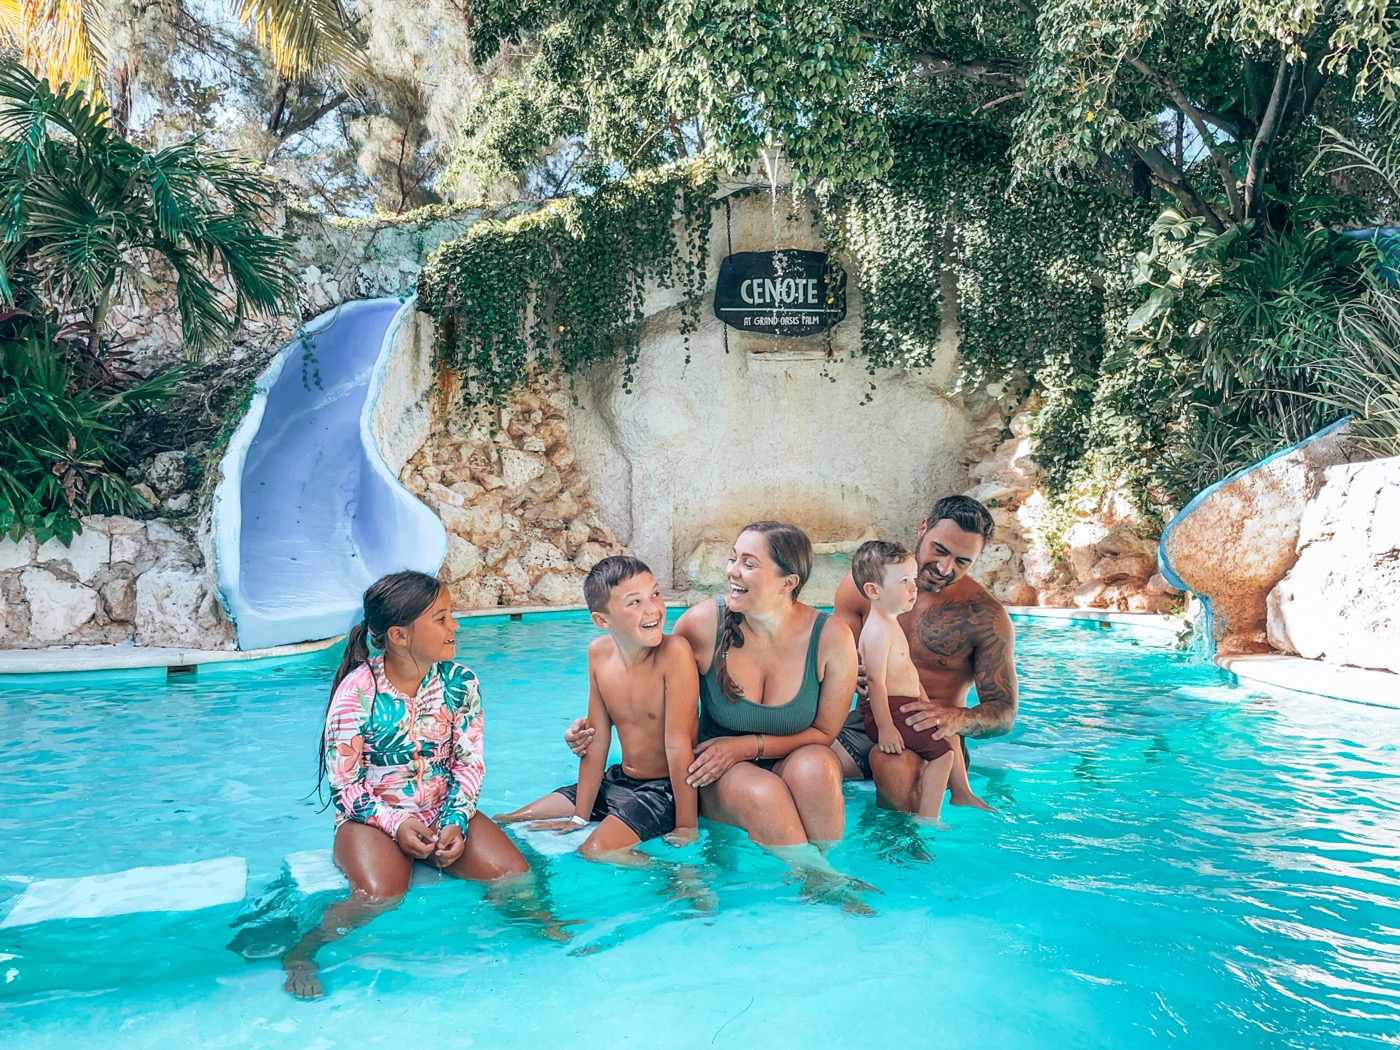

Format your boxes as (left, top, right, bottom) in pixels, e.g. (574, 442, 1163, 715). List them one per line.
(697, 597, 828, 755)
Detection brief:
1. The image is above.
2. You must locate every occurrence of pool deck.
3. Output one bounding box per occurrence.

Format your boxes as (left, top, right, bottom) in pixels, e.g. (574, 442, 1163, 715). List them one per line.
(0, 604, 1393, 708)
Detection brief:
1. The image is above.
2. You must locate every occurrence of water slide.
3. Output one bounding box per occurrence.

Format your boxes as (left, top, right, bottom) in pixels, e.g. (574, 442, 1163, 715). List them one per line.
(212, 297, 447, 650)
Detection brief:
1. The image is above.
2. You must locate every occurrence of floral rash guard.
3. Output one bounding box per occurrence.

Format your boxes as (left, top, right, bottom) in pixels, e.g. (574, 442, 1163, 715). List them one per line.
(324, 658, 485, 838)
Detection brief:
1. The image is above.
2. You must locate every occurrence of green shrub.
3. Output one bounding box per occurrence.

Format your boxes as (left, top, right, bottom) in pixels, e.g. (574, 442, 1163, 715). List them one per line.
(0, 317, 178, 544)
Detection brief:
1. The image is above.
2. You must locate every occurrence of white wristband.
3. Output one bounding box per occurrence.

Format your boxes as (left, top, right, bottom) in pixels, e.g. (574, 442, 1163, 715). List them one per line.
(568, 815, 587, 827)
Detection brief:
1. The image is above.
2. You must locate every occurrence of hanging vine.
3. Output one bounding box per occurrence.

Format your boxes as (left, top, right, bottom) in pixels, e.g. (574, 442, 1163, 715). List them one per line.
(418, 161, 717, 415)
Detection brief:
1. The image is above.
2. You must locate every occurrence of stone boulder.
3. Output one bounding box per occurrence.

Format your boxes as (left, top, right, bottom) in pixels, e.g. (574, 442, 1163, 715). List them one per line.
(135, 568, 235, 649)
(21, 568, 98, 642)
(1161, 423, 1352, 653)
(1265, 455, 1400, 673)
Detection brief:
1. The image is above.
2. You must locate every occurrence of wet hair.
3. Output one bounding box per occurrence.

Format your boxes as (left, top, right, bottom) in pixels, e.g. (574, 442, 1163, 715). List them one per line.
(852, 539, 913, 593)
(584, 555, 653, 613)
(715, 521, 812, 701)
(926, 494, 994, 544)
(315, 569, 444, 804)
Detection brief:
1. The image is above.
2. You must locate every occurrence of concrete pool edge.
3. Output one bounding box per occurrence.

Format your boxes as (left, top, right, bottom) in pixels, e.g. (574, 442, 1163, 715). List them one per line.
(3, 604, 1392, 708)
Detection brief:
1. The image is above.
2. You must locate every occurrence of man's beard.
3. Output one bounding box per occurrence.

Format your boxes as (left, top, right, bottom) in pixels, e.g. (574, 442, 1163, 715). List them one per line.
(917, 565, 954, 592)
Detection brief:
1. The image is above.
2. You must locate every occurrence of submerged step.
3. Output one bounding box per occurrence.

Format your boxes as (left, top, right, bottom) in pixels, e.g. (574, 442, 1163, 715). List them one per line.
(1, 857, 248, 928)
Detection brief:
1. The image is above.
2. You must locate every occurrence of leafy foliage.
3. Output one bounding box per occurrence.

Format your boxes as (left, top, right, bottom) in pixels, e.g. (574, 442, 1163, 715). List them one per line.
(419, 161, 717, 414)
(0, 313, 177, 543)
(0, 62, 298, 353)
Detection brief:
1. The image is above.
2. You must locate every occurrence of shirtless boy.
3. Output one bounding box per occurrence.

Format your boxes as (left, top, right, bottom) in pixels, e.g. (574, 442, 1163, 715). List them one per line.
(832, 495, 1018, 811)
(497, 556, 700, 865)
(852, 540, 986, 818)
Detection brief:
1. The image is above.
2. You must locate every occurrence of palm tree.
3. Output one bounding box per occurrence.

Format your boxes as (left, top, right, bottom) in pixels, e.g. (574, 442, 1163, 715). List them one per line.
(0, 0, 367, 97)
(0, 61, 299, 354)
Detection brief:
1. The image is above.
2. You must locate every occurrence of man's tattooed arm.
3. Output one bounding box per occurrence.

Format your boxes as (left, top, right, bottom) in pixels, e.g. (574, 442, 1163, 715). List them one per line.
(963, 598, 1018, 738)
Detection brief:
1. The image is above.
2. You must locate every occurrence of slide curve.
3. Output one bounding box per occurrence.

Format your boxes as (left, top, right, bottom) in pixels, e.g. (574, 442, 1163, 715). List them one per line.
(212, 297, 447, 650)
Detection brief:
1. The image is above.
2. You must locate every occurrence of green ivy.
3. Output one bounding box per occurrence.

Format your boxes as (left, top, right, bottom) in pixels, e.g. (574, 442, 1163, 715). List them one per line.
(418, 161, 717, 413)
(823, 116, 1154, 493)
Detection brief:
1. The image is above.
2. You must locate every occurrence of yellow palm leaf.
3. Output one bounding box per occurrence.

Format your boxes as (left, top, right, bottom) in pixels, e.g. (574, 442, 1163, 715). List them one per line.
(235, 0, 370, 85)
(0, 0, 106, 92)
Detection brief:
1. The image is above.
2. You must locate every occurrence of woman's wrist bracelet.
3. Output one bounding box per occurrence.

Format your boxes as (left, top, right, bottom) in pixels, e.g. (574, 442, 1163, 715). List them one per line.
(754, 733, 765, 760)
(569, 814, 587, 826)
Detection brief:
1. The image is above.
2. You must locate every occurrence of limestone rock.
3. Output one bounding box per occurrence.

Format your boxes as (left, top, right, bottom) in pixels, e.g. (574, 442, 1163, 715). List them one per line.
(132, 482, 158, 508)
(1065, 523, 1108, 583)
(163, 492, 193, 514)
(147, 450, 189, 497)
(1265, 455, 1400, 672)
(574, 542, 613, 573)
(1090, 553, 1156, 583)
(444, 536, 483, 582)
(1072, 581, 1106, 608)
(21, 568, 98, 642)
(500, 448, 547, 490)
(1094, 524, 1157, 560)
(1162, 423, 1352, 648)
(520, 540, 571, 574)
(500, 559, 530, 596)
(0, 534, 36, 571)
(1128, 592, 1178, 614)
(530, 572, 586, 605)
(135, 568, 234, 648)
(36, 528, 110, 583)
(101, 576, 137, 623)
(106, 517, 147, 565)
(1145, 573, 1180, 596)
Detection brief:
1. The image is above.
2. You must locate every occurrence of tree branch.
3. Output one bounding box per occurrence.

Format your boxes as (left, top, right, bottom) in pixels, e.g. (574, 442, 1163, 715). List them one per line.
(1244, 57, 1292, 219)
(277, 91, 351, 142)
(1126, 55, 1242, 221)
(973, 91, 1025, 114)
(907, 52, 1027, 88)
(1131, 143, 1227, 231)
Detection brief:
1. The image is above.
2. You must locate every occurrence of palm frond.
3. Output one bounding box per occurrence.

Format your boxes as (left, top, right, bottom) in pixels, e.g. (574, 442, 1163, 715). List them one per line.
(0, 1, 107, 98)
(235, 0, 370, 85)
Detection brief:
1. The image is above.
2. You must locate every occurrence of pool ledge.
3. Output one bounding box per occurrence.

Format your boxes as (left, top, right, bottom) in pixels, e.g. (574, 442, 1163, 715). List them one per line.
(1218, 653, 1399, 708)
(1005, 606, 1181, 635)
(0, 636, 340, 675)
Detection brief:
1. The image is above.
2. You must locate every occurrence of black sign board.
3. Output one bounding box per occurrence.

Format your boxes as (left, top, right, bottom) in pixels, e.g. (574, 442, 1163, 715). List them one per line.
(712, 250, 846, 336)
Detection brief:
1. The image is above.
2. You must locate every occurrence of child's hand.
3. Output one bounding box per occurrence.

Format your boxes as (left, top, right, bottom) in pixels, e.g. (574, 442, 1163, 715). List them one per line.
(433, 824, 465, 867)
(664, 826, 698, 847)
(395, 816, 439, 859)
(878, 726, 906, 755)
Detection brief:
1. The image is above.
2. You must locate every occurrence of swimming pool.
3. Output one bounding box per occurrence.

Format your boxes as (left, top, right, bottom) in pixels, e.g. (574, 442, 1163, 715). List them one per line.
(2, 612, 1397, 1048)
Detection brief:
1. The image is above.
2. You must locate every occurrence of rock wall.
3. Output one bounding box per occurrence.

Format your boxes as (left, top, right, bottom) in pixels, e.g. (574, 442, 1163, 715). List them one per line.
(0, 517, 235, 650)
(1266, 455, 1400, 673)
(1162, 423, 1353, 654)
(958, 396, 1180, 612)
(401, 372, 624, 610)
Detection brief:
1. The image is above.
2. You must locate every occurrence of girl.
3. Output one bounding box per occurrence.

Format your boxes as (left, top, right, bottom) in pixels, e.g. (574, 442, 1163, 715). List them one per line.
(282, 570, 559, 999)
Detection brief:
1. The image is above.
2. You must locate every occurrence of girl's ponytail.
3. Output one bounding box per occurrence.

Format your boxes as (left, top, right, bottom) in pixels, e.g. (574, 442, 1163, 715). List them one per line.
(330, 622, 371, 703)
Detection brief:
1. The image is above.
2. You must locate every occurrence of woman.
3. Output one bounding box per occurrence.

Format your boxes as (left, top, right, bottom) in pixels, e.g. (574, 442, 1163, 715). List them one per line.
(568, 523, 860, 886)
(282, 570, 561, 999)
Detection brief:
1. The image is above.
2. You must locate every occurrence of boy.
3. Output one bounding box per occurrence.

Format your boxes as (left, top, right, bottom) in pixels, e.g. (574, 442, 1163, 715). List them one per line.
(497, 556, 700, 865)
(853, 540, 987, 819)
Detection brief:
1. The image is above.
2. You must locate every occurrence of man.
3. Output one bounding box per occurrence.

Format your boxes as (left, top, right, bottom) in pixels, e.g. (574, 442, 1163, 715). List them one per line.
(831, 495, 1018, 811)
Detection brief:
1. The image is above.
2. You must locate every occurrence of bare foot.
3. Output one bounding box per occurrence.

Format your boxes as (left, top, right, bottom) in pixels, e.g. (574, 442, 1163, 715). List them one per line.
(797, 869, 878, 917)
(282, 960, 323, 1000)
(667, 866, 718, 913)
(950, 788, 994, 811)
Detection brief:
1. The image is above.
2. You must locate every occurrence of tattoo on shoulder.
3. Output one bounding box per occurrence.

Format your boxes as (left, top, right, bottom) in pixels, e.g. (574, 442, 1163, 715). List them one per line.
(968, 598, 1015, 705)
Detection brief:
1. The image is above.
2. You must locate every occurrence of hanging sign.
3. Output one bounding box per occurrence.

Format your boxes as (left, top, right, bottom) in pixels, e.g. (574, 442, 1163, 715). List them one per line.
(712, 250, 846, 336)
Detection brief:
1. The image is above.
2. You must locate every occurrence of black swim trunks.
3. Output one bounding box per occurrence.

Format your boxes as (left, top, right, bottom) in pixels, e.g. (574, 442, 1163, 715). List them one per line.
(835, 707, 970, 778)
(556, 764, 676, 842)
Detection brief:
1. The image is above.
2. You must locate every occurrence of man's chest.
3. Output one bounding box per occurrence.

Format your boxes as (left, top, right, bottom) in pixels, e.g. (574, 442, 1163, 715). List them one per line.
(903, 603, 976, 670)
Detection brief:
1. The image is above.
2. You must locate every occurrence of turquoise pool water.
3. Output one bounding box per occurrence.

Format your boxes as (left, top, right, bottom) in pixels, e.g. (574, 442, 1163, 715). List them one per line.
(1, 613, 1397, 1048)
